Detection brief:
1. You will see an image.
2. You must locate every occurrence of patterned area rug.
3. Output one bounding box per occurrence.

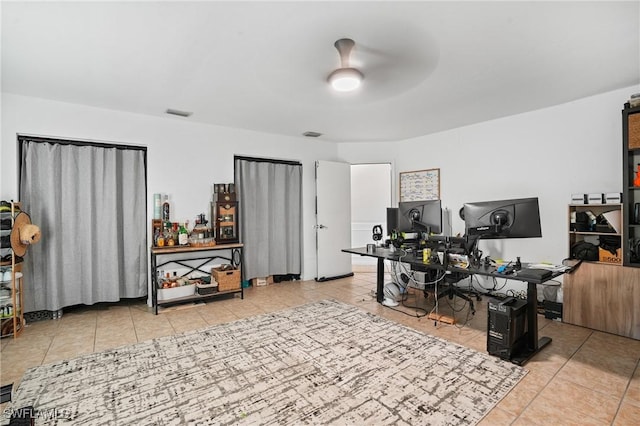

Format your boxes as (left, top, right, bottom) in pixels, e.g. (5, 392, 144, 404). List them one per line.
(6, 300, 526, 425)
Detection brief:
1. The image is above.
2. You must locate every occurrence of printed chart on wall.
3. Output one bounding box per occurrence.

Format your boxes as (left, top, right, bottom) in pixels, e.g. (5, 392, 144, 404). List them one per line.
(399, 168, 440, 202)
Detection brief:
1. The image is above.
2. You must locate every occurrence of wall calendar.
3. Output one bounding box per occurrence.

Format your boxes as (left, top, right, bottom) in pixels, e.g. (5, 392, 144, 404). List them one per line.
(399, 168, 440, 202)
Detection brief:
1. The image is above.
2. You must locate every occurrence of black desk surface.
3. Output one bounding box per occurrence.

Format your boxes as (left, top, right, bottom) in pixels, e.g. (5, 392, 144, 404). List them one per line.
(342, 246, 563, 284)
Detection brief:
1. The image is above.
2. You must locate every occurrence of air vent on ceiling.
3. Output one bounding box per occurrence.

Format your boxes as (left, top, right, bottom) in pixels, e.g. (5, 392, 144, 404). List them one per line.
(303, 131, 322, 138)
(165, 108, 193, 117)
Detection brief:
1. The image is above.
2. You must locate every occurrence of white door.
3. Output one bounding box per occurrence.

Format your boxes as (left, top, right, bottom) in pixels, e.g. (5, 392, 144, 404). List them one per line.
(315, 160, 353, 281)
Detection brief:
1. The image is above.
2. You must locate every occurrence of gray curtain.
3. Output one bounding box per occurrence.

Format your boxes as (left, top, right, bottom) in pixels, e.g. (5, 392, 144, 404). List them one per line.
(19, 138, 147, 312)
(235, 157, 302, 280)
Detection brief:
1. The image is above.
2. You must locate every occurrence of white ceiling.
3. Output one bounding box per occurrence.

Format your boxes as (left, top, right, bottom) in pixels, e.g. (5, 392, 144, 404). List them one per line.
(2, 1, 639, 143)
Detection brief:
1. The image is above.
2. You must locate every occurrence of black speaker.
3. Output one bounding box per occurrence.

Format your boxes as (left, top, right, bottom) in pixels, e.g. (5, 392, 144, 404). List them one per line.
(386, 208, 398, 235)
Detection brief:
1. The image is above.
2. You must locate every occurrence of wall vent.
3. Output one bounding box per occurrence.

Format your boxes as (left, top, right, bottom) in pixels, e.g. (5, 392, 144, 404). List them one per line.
(166, 108, 193, 117)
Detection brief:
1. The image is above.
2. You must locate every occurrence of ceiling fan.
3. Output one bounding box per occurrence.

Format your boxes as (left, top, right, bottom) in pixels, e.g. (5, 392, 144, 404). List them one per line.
(327, 38, 364, 92)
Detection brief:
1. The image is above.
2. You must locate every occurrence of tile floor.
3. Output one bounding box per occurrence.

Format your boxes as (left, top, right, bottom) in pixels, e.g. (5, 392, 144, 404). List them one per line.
(1, 269, 639, 425)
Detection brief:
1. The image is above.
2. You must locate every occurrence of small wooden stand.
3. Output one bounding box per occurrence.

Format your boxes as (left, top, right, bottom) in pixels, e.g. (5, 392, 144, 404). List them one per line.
(427, 312, 456, 325)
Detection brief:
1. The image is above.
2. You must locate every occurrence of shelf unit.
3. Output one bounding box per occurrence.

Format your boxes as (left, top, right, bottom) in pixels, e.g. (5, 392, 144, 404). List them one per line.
(622, 104, 640, 267)
(568, 203, 622, 266)
(150, 243, 244, 314)
(0, 201, 25, 339)
(563, 103, 640, 340)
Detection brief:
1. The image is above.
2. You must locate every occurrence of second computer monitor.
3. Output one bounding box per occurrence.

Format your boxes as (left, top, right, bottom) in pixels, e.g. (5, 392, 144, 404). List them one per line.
(463, 197, 542, 239)
(397, 199, 442, 234)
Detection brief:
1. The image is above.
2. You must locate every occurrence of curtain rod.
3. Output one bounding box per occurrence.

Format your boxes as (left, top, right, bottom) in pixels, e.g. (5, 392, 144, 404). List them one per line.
(17, 135, 147, 152)
(234, 155, 301, 166)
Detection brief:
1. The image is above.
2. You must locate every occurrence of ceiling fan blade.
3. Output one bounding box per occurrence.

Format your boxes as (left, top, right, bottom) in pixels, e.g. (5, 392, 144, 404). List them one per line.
(334, 38, 355, 68)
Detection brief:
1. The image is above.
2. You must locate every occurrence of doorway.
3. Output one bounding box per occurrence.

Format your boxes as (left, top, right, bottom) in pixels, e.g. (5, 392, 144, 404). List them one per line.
(350, 163, 392, 266)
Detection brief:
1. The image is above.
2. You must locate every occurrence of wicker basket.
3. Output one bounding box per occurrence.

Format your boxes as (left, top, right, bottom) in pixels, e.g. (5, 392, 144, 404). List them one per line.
(629, 113, 640, 149)
(212, 266, 241, 291)
(196, 282, 218, 295)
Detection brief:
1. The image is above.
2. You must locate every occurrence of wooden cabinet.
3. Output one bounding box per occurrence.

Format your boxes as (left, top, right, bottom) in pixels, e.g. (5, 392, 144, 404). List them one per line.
(563, 262, 640, 340)
(214, 201, 238, 243)
(211, 185, 239, 244)
(622, 104, 640, 267)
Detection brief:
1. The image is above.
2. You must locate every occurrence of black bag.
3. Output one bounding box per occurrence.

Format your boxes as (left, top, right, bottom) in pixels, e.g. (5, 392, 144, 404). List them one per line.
(571, 241, 599, 261)
(599, 235, 621, 255)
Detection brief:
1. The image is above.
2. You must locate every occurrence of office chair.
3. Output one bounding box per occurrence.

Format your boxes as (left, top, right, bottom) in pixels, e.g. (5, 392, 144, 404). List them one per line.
(436, 250, 476, 315)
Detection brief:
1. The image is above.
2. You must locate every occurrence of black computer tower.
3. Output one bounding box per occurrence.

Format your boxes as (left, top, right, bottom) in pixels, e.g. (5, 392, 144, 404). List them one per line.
(487, 297, 528, 360)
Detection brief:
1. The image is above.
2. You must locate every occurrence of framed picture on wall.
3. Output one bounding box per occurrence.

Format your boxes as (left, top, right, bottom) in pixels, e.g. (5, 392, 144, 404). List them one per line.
(399, 168, 440, 202)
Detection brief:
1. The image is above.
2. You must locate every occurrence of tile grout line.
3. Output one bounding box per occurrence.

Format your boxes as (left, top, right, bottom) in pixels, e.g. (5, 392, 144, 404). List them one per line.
(611, 355, 640, 424)
(512, 329, 595, 424)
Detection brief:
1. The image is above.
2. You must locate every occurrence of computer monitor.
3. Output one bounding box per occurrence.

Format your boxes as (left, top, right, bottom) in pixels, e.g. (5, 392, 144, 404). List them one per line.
(397, 200, 442, 234)
(463, 197, 542, 239)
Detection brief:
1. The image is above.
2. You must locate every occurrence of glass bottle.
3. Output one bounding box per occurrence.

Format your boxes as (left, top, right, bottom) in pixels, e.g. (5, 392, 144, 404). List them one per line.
(156, 223, 165, 247)
(178, 223, 189, 246)
(162, 195, 170, 221)
(165, 221, 175, 246)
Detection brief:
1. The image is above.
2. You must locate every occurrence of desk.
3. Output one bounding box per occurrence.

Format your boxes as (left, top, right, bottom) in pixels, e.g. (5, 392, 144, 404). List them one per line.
(151, 244, 243, 314)
(342, 246, 564, 365)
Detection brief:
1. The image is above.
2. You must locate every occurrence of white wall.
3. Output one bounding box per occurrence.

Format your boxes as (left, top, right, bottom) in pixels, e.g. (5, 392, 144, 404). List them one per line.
(0, 93, 340, 282)
(3, 85, 638, 293)
(338, 85, 639, 286)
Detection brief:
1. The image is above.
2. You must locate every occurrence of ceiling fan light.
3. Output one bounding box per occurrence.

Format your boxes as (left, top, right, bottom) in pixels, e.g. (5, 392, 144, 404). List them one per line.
(328, 68, 364, 92)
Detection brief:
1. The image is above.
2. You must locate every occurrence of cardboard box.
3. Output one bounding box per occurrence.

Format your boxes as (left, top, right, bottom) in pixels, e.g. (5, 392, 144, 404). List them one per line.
(604, 193, 622, 204)
(587, 193, 604, 204)
(571, 194, 587, 204)
(251, 276, 274, 287)
(598, 247, 622, 264)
